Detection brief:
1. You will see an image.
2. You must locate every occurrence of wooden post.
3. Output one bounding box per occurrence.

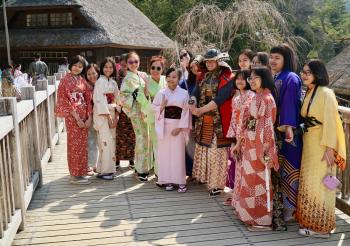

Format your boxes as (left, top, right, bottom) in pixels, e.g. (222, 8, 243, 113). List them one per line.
(0, 98, 26, 231)
(41, 80, 54, 162)
(20, 86, 43, 188)
(341, 116, 350, 200)
(48, 75, 62, 145)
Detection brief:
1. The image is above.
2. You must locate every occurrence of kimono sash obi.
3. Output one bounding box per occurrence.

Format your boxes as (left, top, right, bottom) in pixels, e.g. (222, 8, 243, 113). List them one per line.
(105, 93, 115, 104)
(164, 106, 182, 119)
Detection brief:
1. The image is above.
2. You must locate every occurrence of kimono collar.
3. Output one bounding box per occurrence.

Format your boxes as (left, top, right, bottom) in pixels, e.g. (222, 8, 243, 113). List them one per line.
(166, 85, 179, 95)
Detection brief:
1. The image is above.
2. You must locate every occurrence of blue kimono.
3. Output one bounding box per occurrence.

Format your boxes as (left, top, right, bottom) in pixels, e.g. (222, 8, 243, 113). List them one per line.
(274, 70, 303, 216)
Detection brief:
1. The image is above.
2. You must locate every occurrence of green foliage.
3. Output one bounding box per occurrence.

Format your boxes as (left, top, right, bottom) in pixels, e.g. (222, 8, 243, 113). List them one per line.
(131, 0, 350, 62)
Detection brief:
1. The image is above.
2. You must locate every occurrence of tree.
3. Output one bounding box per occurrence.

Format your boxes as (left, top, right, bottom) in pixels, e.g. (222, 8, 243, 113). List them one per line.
(172, 0, 308, 65)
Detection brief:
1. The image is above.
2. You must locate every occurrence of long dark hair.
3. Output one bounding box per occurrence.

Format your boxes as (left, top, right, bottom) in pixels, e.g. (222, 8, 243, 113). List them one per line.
(304, 59, 329, 86)
(270, 43, 297, 72)
(251, 66, 277, 100)
(100, 57, 117, 79)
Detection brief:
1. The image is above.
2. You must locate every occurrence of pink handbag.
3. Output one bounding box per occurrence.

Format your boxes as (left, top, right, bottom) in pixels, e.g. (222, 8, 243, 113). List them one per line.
(323, 168, 341, 191)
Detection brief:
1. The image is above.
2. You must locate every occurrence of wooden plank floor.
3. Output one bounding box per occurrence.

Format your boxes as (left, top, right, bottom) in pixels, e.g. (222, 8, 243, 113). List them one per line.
(13, 133, 350, 246)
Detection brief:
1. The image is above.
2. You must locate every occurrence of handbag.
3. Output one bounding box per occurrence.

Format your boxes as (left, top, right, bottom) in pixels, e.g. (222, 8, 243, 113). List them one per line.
(323, 167, 341, 191)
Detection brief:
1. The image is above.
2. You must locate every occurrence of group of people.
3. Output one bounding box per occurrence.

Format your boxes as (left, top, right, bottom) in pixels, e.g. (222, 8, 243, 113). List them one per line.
(54, 43, 346, 239)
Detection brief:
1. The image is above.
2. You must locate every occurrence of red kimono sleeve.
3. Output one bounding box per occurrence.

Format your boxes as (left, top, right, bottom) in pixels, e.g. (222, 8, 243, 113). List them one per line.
(55, 76, 75, 118)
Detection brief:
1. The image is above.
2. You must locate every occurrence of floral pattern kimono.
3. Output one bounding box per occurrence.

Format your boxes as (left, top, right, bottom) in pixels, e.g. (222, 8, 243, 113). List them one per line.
(226, 90, 255, 206)
(120, 71, 153, 175)
(235, 89, 279, 226)
(55, 73, 92, 177)
(93, 75, 120, 174)
(137, 75, 167, 174)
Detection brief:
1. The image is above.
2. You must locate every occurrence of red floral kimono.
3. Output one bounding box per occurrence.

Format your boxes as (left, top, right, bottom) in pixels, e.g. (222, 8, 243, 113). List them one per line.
(235, 89, 279, 226)
(55, 73, 92, 177)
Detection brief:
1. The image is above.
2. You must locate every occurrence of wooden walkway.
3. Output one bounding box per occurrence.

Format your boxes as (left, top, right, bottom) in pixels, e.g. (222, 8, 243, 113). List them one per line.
(12, 133, 350, 246)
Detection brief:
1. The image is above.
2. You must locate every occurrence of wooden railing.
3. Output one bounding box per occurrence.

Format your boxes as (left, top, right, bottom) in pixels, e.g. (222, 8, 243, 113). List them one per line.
(0, 72, 66, 246)
(337, 106, 350, 214)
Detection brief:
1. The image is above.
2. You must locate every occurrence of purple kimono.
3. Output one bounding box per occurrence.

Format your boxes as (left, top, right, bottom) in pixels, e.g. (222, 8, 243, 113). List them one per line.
(274, 70, 302, 216)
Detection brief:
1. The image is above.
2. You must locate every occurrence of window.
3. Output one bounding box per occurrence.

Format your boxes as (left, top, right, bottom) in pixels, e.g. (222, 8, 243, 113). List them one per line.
(25, 12, 73, 27)
(50, 13, 72, 26)
(19, 51, 68, 59)
(26, 14, 48, 27)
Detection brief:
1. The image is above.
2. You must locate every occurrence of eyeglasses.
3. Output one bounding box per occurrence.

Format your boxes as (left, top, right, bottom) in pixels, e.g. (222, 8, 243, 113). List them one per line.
(127, 60, 139, 65)
(300, 70, 312, 77)
(151, 66, 162, 71)
(247, 76, 260, 83)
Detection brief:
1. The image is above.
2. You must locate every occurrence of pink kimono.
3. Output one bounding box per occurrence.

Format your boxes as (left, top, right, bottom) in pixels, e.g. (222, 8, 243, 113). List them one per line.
(152, 86, 191, 185)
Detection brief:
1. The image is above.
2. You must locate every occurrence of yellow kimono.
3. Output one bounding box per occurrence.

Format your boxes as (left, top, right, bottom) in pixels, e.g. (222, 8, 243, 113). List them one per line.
(296, 86, 346, 233)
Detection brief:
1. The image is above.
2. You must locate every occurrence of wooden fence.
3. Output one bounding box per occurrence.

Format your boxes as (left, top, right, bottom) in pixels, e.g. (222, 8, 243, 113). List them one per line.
(0, 72, 65, 246)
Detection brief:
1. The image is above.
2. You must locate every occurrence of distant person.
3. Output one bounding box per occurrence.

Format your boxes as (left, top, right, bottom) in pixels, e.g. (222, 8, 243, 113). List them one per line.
(115, 56, 121, 73)
(28, 54, 49, 83)
(58, 57, 70, 73)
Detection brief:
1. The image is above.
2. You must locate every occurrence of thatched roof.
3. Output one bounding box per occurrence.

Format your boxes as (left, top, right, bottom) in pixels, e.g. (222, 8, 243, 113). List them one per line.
(0, 0, 173, 49)
(328, 46, 350, 95)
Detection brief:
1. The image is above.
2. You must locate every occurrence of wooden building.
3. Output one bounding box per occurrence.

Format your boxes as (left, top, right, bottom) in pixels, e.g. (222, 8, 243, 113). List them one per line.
(0, 0, 173, 73)
(328, 46, 350, 105)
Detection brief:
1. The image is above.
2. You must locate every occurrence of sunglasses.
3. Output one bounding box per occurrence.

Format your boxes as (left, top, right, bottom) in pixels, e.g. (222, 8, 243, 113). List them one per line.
(180, 53, 188, 59)
(300, 70, 312, 77)
(151, 66, 162, 71)
(128, 60, 139, 65)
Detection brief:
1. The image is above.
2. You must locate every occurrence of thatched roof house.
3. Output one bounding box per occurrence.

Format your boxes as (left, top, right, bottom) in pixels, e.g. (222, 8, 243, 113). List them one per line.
(328, 46, 350, 96)
(0, 0, 173, 72)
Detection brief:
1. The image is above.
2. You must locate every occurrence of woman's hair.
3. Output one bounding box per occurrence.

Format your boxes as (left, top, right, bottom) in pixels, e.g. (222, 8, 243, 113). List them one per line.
(14, 63, 21, 69)
(270, 43, 297, 72)
(165, 67, 182, 80)
(233, 69, 251, 90)
(126, 51, 139, 61)
(85, 63, 100, 82)
(100, 57, 117, 78)
(120, 53, 128, 62)
(253, 52, 269, 66)
(251, 66, 277, 98)
(68, 55, 87, 75)
(239, 49, 255, 61)
(150, 56, 166, 69)
(304, 59, 329, 86)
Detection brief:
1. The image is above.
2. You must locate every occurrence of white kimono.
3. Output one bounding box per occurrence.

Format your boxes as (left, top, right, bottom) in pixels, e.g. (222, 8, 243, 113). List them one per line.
(93, 75, 120, 174)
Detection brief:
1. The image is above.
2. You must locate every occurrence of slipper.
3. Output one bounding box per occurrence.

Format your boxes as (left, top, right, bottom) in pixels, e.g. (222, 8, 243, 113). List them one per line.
(298, 228, 330, 238)
(247, 225, 272, 232)
(165, 184, 174, 191)
(97, 173, 114, 180)
(178, 185, 187, 193)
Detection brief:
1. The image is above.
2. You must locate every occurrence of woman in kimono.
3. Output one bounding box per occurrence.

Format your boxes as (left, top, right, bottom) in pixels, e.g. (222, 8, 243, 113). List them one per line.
(152, 67, 191, 192)
(55, 55, 92, 185)
(120, 51, 153, 182)
(85, 63, 100, 174)
(115, 53, 136, 170)
(296, 60, 346, 238)
(137, 56, 167, 176)
(269, 43, 302, 221)
(190, 48, 234, 197)
(235, 67, 279, 231)
(225, 69, 254, 206)
(93, 57, 120, 180)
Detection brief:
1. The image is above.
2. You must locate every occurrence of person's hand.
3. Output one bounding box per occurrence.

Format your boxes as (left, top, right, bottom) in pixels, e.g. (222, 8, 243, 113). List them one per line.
(322, 147, 335, 166)
(285, 126, 294, 143)
(171, 128, 181, 136)
(144, 85, 149, 97)
(231, 141, 240, 156)
(84, 117, 92, 128)
(76, 119, 85, 128)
